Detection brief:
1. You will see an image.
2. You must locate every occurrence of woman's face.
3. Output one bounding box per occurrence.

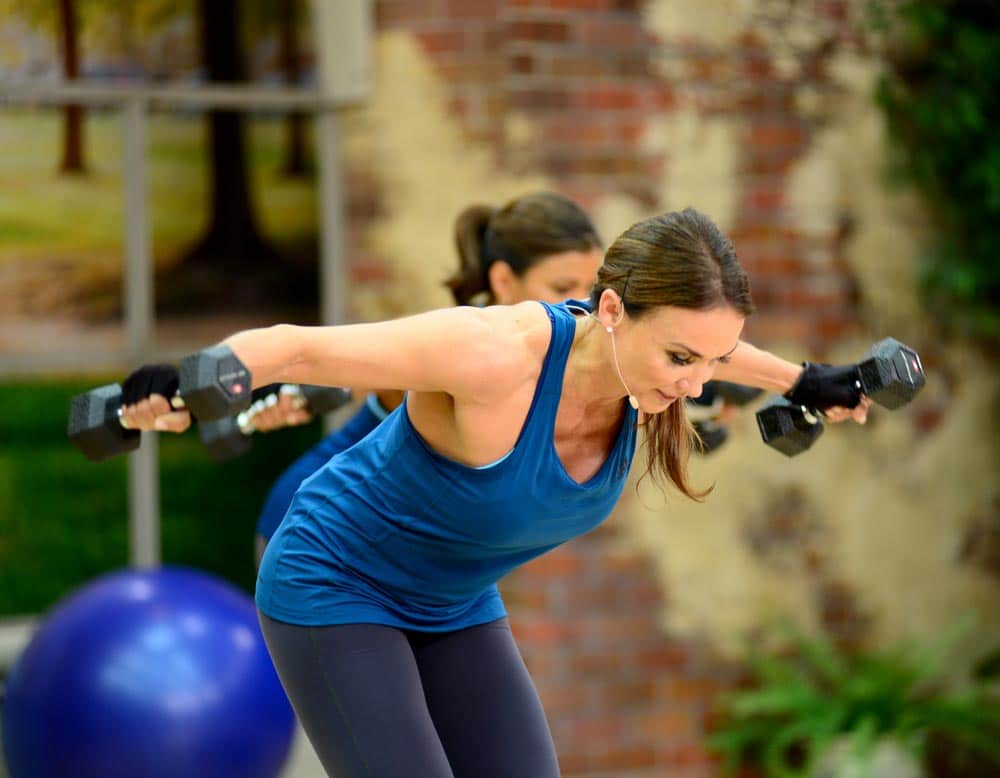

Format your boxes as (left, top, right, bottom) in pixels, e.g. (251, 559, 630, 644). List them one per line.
(613, 304, 746, 413)
(492, 248, 604, 305)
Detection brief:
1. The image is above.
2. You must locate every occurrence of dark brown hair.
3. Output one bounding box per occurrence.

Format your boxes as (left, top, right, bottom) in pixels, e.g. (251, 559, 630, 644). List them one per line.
(446, 192, 602, 305)
(590, 208, 755, 500)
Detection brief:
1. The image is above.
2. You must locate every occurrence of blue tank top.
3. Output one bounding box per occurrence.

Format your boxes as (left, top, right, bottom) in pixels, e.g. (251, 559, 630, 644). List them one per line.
(255, 395, 387, 541)
(255, 301, 638, 630)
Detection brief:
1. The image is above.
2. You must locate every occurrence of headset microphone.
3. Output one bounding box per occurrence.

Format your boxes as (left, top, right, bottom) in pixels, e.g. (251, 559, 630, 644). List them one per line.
(606, 325, 640, 410)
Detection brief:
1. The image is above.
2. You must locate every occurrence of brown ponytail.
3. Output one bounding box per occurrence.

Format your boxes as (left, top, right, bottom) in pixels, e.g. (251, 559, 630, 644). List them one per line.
(445, 192, 602, 306)
(446, 204, 496, 306)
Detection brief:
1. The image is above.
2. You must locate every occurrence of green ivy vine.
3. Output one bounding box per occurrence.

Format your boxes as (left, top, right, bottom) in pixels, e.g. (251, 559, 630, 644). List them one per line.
(872, 0, 1000, 340)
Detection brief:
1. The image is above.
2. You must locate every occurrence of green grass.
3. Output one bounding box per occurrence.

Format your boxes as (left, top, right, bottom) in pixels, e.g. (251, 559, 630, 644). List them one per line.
(0, 109, 318, 271)
(0, 379, 325, 616)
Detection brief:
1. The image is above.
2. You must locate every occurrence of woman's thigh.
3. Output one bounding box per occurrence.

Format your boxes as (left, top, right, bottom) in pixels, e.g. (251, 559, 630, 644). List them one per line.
(259, 613, 454, 778)
(412, 618, 560, 778)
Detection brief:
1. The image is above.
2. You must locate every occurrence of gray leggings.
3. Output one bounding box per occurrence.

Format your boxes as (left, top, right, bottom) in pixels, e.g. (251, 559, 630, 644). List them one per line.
(259, 613, 561, 778)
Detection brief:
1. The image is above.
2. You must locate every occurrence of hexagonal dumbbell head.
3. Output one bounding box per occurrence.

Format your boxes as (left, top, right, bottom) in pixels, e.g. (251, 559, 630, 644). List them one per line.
(198, 416, 253, 462)
(856, 337, 926, 410)
(299, 386, 353, 415)
(693, 420, 729, 455)
(67, 383, 140, 462)
(755, 395, 825, 457)
(178, 345, 253, 422)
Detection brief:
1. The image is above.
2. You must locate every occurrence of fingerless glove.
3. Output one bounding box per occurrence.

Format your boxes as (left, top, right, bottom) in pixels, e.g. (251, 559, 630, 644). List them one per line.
(784, 362, 861, 410)
(121, 364, 180, 406)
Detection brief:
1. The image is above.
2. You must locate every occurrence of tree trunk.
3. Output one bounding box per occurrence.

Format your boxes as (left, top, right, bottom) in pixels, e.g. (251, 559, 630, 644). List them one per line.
(58, 0, 85, 174)
(280, 0, 308, 177)
(196, 0, 269, 259)
(163, 0, 307, 313)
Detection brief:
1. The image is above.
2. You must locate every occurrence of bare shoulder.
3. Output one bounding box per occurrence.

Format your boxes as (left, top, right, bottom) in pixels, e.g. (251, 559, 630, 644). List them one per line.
(454, 302, 552, 401)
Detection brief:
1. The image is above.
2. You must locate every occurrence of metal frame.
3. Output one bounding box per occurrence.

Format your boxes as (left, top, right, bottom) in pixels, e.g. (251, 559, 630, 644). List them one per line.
(0, 1, 372, 570)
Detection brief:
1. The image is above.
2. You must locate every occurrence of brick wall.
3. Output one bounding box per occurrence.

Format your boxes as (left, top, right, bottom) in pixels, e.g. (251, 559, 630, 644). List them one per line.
(505, 516, 743, 777)
(345, 2, 866, 775)
(368, 0, 861, 356)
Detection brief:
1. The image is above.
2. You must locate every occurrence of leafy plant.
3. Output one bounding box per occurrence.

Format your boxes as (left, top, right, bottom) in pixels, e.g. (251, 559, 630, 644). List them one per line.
(707, 621, 1000, 778)
(870, 0, 1000, 341)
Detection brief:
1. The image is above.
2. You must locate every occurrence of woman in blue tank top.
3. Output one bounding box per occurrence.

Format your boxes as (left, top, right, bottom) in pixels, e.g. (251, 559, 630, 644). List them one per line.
(120, 208, 870, 777)
(250, 192, 604, 566)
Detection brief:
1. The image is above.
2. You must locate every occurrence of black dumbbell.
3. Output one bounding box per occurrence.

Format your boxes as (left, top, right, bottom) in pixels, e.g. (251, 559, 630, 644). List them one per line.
(199, 385, 353, 462)
(756, 337, 925, 457)
(67, 345, 253, 462)
(688, 381, 764, 454)
(755, 396, 826, 456)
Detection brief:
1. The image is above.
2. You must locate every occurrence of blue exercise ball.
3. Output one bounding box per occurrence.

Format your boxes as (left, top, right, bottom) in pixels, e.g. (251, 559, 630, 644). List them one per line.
(2, 566, 295, 778)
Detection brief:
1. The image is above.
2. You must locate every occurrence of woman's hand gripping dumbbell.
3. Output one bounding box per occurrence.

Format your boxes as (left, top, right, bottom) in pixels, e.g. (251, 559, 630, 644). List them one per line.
(198, 384, 353, 462)
(755, 337, 925, 456)
(687, 381, 764, 454)
(67, 345, 252, 462)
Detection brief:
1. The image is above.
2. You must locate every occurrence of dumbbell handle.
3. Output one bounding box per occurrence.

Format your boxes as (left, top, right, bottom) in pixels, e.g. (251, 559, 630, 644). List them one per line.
(116, 395, 187, 430)
(231, 384, 351, 436)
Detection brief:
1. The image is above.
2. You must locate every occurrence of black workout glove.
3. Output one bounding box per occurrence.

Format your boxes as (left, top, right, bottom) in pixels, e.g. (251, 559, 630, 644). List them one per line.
(121, 364, 180, 406)
(784, 362, 862, 411)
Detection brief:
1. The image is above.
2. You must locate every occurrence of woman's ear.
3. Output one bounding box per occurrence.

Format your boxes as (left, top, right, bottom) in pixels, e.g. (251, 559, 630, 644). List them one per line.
(487, 261, 518, 305)
(597, 288, 625, 329)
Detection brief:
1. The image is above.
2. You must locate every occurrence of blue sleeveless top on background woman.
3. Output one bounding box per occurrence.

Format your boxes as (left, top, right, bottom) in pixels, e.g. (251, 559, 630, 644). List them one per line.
(255, 301, 639, 630)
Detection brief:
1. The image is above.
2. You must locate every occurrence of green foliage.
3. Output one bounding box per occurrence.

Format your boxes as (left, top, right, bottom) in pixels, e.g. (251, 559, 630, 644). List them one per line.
(0, 380, 324, 615)
(707, 621, 1000, 778)
(872, 0, 1000, 340)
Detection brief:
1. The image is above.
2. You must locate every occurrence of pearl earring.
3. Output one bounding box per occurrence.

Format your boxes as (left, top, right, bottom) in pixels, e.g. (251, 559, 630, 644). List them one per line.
(605, 326, 613, 333)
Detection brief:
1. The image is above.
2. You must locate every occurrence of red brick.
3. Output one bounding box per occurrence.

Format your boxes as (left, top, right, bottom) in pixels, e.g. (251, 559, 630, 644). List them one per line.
(615, 120, 645, 144)
(508, 87, 572, 111)
(441, 0, 499, 18)
(742, 316, 815, 344)
(601, 744, 658, 770)
(417, 29, 469, 55)
(506, 19, 572, 43)
(558, 751, 595, 775)
(577, 85, 644, 111)
(543, 120, 612, 147)
(570, 651, 625, 677)
(551, 0, 610, 9)
(538, 684, 592, 714)
(349, 257, 392, 284)
(817, 0, 850, 20)
(511, 617, 584, 644)
(637, 643, 692, 671)
(569, 714, 624, 743)
(743, 52, 775, 80)
(578, 18, 651, 48)
(601, 678, 656, 706)
(435, 58, 504, 83)
(749, 122, 808, 149)
(375, 0, 439, 28)
(661, 742, 718, 769)
(647, 83, 676, 111)
(519, 550, 583, 577)
(748, 255, 806, 275)
(509, 52, 536, 74)
(549, 53, 608, 78)
(637, 709, 693, 739)
(744, 182, 786, 213)
(501, 583, 550, 609)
